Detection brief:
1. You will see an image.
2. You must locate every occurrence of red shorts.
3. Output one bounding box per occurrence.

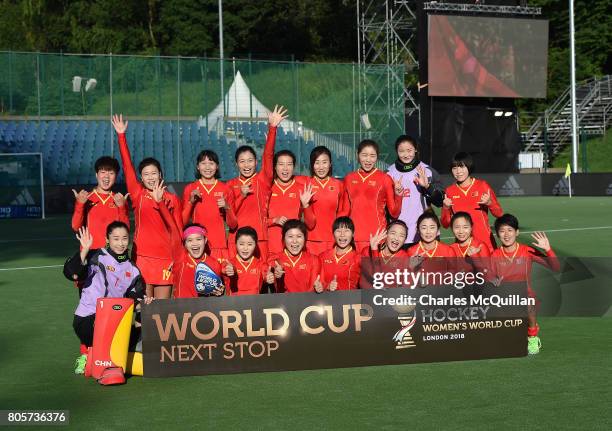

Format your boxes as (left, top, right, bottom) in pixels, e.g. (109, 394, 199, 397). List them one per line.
(134, 255, 173, 285)
(307, 240, 333, 256)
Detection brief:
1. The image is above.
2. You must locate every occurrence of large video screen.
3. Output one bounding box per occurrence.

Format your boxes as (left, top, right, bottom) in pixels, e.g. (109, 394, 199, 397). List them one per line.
(428, 15, 548, 98)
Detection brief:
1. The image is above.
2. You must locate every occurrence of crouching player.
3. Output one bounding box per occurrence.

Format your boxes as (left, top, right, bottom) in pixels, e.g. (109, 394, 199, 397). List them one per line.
(155, 182, 232, 298)
(64, 224, 149, 374)
(491, 214, 560, 355)
(226, 227, 275, 295)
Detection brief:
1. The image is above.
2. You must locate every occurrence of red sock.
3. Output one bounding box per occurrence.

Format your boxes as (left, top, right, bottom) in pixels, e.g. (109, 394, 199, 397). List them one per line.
(527, 324, 539, 337)
(80, 344, 88, 355)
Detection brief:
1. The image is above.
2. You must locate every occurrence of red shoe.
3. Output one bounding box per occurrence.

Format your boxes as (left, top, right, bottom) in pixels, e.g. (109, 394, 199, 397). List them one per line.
(84, 348, 93, 378)
(97, 367, 126, 386)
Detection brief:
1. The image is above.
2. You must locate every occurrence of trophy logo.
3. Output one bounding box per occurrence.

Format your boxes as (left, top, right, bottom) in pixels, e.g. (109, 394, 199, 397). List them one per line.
(392, 304, 417, 349)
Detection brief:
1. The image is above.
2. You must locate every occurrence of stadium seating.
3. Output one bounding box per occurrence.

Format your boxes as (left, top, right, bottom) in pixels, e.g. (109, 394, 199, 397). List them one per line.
(0, 120, 352, 185)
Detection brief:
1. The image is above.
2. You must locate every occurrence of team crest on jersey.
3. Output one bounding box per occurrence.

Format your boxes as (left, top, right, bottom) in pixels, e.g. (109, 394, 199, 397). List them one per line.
(289, 193, 296, 198)
(105, 265, 115, 272)
(109, 203, 116, 208)
(214, 191, 223, 197)
(324, 259, 333, 264)
(351, 180, 359, 184)
(368, 181, 376, 186)
(250, 269, 257, 274)
(471, 191, 479, 197)
(272, 193, 278, 197)
(125, 271, 131, 278)
(452, 195, 460, 199)
(329, 186, 335, 191)
(299, 264, 306, 270)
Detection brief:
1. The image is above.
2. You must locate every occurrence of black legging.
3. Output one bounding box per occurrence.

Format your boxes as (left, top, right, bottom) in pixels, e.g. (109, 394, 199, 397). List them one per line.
(73, 314, 96, 347)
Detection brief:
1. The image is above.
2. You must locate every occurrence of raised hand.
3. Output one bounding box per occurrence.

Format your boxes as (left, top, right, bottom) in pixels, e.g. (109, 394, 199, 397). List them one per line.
(224, 261, 235, 277)
(111, 114, 128, 134)
(190, 188, 202, 204)
(394, 179, 405, 196)
(369, 228, 387, 251)
(443, 193, 453, 208)
(314, 275, 324, 293)
(113, 192, 129, 208)
(329, 275, 338, 292)
(151, 180, 166, 203)
(413, 165, 430, 189)
(478, 189, 492, 206)
(531, 231, 551, 252)
(76, 226, 93, 251)
(299, 183, 316, 208)
(240, 183, 252, 197)
(72, 189, 90, 204)
(273, 260, 284, 279)
(212, 286, 225, 296)
(268, 105, 288, 128)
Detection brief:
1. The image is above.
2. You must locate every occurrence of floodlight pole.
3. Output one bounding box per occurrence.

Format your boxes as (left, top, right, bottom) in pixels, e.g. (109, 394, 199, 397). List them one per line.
(569, 0, 578, 173)
(218, 0, 225, 118)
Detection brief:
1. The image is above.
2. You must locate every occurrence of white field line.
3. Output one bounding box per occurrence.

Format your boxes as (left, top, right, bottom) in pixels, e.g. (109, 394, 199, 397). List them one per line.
(1, 226, 612, 271)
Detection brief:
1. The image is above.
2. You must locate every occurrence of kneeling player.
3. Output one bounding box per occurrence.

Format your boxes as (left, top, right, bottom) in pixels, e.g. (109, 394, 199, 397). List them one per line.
(491, 214, 560, 355)
(64, 223, 148, 374)
(156, 182, 231, 298)
(270, 219, 323, 293)
(226, 227, 275, 295)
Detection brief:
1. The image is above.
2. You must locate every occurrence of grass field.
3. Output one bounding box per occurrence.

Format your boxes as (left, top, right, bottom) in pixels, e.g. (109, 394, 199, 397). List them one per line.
(1, 197, 612, 430)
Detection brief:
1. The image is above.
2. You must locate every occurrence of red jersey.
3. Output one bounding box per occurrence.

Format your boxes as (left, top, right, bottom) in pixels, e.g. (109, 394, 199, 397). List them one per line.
(71, 190, 129, 249)
(226, 255, 268, 295)
(269, 250, 321, 293)
(490, 244, 560, 295)
(450, 237, 491, 258)
(319, 247, 361, 291)
(182, 179, 237, 250)
(226, 126, 277, 242)
(343, 169, 402, 243)
(159, 200, 223, 298)
(407, 241, 457, 274)
(362, 247, 409, 289)
(117, 133, 183, 259)
(441, 178, 503, 250)
(267, 176, 308, 255)
(303, 176, 347, 243)
(450, 237, 491, 274)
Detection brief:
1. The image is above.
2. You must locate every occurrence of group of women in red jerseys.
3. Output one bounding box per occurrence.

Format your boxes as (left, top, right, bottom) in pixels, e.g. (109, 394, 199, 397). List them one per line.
(93, 106, 558, 301)
(69, 107, 559, 356)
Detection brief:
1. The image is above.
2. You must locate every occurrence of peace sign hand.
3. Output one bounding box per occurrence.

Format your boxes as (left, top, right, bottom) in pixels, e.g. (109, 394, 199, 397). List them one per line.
(413, 165, 430, 189)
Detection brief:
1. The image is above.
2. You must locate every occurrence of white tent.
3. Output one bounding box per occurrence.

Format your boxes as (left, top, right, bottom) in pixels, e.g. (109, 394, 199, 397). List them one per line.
(202, 71, 354, 163)
(204, 70, 275, 129)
